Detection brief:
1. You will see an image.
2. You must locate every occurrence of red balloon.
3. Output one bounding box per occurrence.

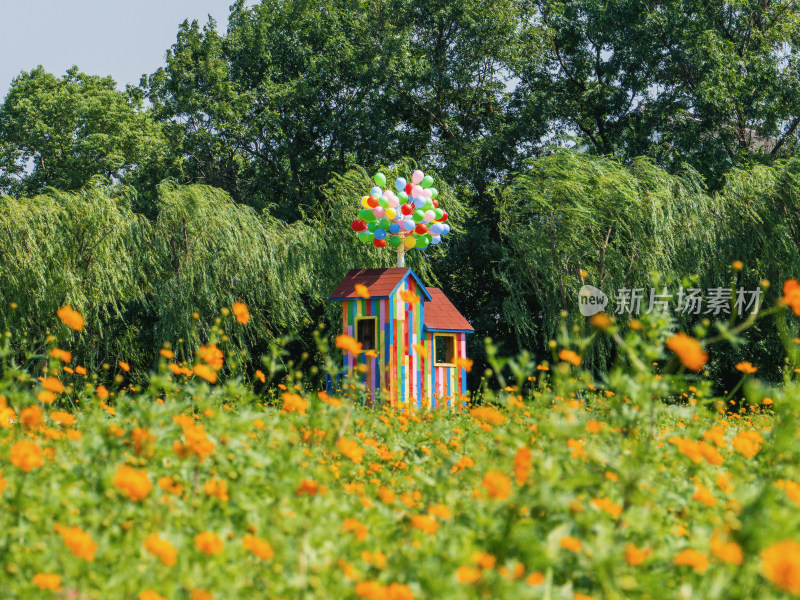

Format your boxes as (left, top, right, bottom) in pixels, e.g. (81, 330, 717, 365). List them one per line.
(372, 238, 388, 248)
(415, 223, 428, 234)
(367, 196, 379, 208)
(439, 210, 449, 222)
(400, 204, 414, 215)
(351, 219, 367, 232)
(404, 183, 413, 195)
(433, 199, 439, 208)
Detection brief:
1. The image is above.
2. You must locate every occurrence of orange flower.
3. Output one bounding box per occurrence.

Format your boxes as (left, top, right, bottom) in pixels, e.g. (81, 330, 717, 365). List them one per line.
(50, 410, 75, 427)
(591, 497, 622, 518)
(590, 312, 612, 329)
(559, 349, 581, 366)
(399, 289, 419, 305)
(32, 573, 61, 590)
(242, 534, 274, 560)
(232, 302, 250, 324)
(561, 536, 582, 552)
(75, 365, 87, 375)
(112, 465, 152, 501)
(96, 385, 110, 400)
(782, 279, 800, 316)
(41, 377, 65, 394)
(255, 370, 266, 383)
(204, 478, 229, 502)
(190, 591, 214, 600)
(118, 361, 131, 373)
(342, 518, 368, 541)
(282, 392, 308, 415)
(711, 534, 743, 565)
(338, 437, 365, 464)
(674, 548, 708, 572)
(159, 348, 175, 359)
(140, 592, 166, 600)
(296, 479, 326, 496)
(453, 357, 473, 372)
(194, 532, 224, 555)
(10, 440, 43, 472)
(666, 333, 708, 371)
(762, 540, 800, 594)
(735, 361, 758, 374)
(456, 566, 481, 583)
(625, 544, 651, 566)
(410, 515, 439, 534)
(60, 526, 97, 561)
(428, 504, 451, 519)
(586, 419, 602, 433)
(144, 534, 178, 566)
(470, 406, 506, 426)
(526, 572, 545, 586)
(57, 305, 84, 331)
(193, 364, 218, 384)
(513, 446, 532, 485)
(197, 344, 223, 370)
(732, 430, 763, 458)
(692, 483, 716, 507)
(50, 348, 72, 363)
(20, 405, 43, 429)
(336, 334, 363, 356)
(482, 471, 511, 500)
(354, 284, 371, 299)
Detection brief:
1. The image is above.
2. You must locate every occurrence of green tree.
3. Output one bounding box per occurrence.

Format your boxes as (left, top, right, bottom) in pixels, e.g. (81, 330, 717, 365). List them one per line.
(0, 66, 180, 213)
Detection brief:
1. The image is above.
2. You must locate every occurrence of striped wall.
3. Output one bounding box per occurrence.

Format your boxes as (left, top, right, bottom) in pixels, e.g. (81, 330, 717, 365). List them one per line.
(339, 274, 469, 410)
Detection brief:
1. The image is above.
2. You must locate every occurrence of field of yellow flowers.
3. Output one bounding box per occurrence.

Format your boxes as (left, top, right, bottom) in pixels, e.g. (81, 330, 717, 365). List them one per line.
(1, 299, 800, 599)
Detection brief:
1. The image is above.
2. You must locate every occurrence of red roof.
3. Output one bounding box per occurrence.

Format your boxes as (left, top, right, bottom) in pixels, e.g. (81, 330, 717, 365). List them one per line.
(424, 287, 474, 332)
(329, 268, 431, 300)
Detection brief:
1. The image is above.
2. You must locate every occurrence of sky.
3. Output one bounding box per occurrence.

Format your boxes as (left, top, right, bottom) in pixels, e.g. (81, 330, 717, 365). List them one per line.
(0, 0, 250, 100)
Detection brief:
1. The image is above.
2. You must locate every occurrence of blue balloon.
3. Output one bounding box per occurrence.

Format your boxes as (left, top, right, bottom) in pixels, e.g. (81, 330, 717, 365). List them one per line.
(389, 223, 401, 234)
(413, 197, 427, 209)
(370, 186, 383, 197)
(374, 228, 387, 240)
(429, 223, 443, 235)
(403, 219, 416, 232)
(441, 224, 451, 235)
(430, 235, 441, 245)
(395, 178, 407, 192)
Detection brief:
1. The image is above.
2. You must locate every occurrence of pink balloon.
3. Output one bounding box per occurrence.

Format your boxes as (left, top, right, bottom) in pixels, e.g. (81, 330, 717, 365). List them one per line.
(373, 207, 385, 218)
(423, 210, 436, 222)
(412, 170, 424, 184)
(387, 197, 399, 208)
(422, 188, 433, 198)
(411, 185, 423, 198)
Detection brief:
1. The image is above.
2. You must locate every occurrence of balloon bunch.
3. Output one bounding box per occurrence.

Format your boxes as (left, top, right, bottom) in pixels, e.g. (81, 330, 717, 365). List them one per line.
(350, 170, 450, 263)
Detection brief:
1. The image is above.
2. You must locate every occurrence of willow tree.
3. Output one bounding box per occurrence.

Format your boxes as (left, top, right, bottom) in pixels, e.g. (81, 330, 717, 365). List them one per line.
(0, 183, 153, 368)
(496, 151, 717, 367)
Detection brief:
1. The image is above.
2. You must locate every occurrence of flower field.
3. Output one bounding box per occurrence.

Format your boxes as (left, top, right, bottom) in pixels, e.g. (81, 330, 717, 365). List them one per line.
(1, 304, 800, 599)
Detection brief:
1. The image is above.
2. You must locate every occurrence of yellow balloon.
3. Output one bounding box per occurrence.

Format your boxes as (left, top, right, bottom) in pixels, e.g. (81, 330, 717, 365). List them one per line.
(385, 208, 397, 219)
(404, 236, 417, 249)
(361, 196, 370, 208)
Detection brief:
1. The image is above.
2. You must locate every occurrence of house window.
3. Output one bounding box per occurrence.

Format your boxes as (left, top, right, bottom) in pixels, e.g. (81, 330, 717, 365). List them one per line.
(356, 317, 377, 352)
(434, 334, 456, 365)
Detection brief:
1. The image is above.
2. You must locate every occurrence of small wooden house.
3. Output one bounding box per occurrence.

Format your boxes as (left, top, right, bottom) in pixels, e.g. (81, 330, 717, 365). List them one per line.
(329, 267, 473, 409)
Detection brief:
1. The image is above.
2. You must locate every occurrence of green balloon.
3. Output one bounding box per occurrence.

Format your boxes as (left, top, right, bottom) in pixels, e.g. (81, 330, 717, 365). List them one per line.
(433, 208, 444, 220)
(416, 236, 430, 249)
(423, 201, 434, 211)
(358, 231, 373, 243)
(430, 187, 439, 198)
(388, 235, 402, 248)
(374, 172, 387, 188)
(378, 197, 389, 208)
(379, 218, 391, 230)
(359, 209, 377, 222)
(367, 221, 379, 232)
(423, 233, 433, 243)
(398, 192, 408, 202)
(421, 175, 434, 189)
(412, 210, 425, 223)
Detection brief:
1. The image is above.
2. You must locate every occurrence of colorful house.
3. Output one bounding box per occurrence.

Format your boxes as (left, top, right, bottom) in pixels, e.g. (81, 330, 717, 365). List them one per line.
(329, 267, 473, 409)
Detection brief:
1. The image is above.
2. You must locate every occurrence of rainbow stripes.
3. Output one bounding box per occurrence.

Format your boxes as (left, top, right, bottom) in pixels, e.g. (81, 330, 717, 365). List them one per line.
(338, 275, 469, 410)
